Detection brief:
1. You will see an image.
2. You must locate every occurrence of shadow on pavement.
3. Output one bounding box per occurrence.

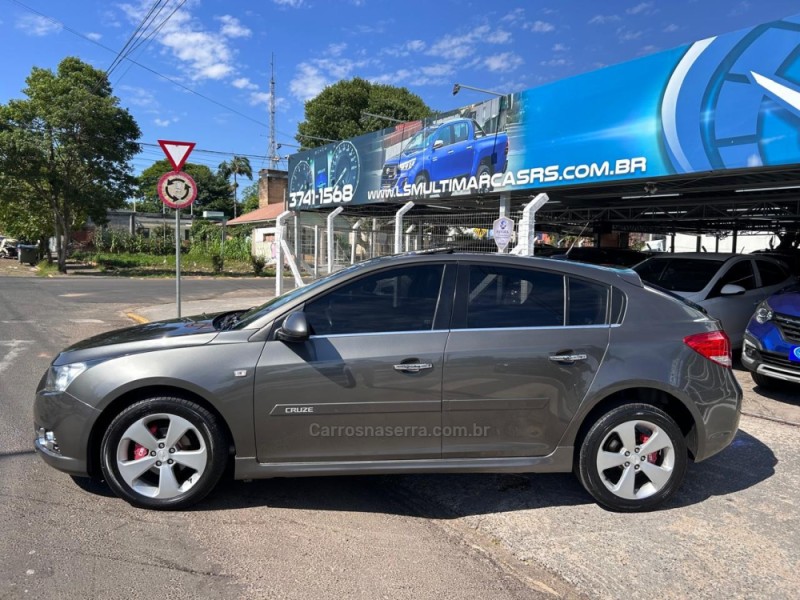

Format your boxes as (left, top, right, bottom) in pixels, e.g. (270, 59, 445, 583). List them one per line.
(190, 428, 775, 516)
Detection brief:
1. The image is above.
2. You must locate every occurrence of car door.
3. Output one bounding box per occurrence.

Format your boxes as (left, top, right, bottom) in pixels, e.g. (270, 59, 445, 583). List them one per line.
(701, 258, 760, 346)
(253, 262, 454, 463)
(441, 262, 610, 458)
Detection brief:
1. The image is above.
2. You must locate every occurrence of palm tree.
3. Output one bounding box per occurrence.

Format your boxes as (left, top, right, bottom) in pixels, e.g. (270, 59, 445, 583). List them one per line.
(218, 156, 253, 218)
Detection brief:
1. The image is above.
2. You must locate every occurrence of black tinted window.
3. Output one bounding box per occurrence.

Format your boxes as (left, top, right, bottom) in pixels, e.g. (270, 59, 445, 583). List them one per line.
(304, 264, 443, 335)
(634, 258, 724, 292)
(756, 260, 789, 286)
(568, 278, 608, 325)
(717, 260, 755, 291)
(464, 265, 564, 329)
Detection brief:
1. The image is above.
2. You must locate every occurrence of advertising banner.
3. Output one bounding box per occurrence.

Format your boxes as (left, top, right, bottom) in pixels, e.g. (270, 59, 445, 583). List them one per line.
(288, 14, 800, 210)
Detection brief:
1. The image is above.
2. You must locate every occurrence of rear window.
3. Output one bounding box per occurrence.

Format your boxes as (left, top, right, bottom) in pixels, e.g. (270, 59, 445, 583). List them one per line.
(634, 258, 724, 292)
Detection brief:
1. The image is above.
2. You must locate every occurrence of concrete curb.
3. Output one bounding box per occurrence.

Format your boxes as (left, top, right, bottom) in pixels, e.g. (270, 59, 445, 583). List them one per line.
(125, 312, 150, 325)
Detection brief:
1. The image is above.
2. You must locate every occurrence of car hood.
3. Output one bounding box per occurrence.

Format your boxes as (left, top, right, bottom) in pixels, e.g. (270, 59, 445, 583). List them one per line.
(53, 314, 219, 365)
(767, 285, 800, 315)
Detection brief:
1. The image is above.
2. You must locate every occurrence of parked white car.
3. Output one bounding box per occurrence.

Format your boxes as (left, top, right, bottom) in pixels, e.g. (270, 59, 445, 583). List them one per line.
(633, 252, 796, 348)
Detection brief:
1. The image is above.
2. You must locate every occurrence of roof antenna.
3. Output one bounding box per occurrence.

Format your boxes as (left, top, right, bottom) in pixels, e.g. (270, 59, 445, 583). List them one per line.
(565, 218, 593, 258)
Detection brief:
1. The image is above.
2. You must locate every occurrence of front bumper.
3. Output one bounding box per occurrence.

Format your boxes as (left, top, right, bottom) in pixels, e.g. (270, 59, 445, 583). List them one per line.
(33, 387, 101, 477)
(742, 334, 800, 385)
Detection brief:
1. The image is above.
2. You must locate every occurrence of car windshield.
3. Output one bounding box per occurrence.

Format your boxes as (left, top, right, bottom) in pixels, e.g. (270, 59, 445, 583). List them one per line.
(402, 129, 435, 154)
(633, 258, 724, 292)
(232, 258, 386, 329)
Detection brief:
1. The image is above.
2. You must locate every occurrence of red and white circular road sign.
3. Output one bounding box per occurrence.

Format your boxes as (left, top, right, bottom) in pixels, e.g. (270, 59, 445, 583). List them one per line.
(158, 170, 197, 210)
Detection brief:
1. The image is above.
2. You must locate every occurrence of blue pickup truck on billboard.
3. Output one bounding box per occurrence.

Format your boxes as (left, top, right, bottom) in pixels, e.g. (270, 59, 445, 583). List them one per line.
(380, 118, 508, 196)
(288, 14, 800, 209)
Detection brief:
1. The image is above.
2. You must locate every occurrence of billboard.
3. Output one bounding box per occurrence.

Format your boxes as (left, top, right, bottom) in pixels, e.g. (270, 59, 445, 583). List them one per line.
(288, 14, 800, 210)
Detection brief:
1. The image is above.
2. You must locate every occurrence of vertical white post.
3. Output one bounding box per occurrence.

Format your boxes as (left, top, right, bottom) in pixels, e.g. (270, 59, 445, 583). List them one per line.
(275, 210, 293, 297)
(313, 225, 319, 278)
(350, 219, 363, 265)
(514, 193, 549, 256)
(327, 206, 344, 274)
(394, 201, 415, 254)
(175, 209, 181, 317)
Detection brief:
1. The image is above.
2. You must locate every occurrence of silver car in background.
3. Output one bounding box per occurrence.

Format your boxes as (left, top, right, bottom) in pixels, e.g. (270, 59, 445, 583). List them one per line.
(633, 252, 795, 348)
(34, 252, 741, 512)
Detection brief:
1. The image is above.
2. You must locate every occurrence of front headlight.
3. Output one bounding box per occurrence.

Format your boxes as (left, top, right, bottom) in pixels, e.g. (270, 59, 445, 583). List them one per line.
(754, 301, 774, 325)
(44, 363, 87, 392)
(399, 158, 416, 171)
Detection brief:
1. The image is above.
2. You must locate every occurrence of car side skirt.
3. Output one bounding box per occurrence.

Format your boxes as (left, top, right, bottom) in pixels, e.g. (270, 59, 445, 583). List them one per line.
(233, 447, 574, 479)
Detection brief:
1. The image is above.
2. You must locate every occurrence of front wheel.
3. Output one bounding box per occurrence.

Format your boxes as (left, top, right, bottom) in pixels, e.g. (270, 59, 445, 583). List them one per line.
(100, 397, 228, 510)
(751, 371, 781, 390)
(577, 404, 687, 512)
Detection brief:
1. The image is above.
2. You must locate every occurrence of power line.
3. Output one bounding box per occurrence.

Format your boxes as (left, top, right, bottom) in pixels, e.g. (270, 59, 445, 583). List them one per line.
(106, 0, 166, 78)
(7, 0, 270, 129)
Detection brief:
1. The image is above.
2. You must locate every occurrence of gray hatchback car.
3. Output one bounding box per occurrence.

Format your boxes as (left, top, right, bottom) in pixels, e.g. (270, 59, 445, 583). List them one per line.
(34, 252, 742, 512)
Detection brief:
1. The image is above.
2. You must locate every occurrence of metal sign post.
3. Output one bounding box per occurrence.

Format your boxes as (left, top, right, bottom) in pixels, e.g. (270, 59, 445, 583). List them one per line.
(175, 208, 181, 317)
(157, 170, 197, 318)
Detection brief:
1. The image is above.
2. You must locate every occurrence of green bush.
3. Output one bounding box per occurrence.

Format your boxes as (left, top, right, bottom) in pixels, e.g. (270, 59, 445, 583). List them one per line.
(250, 255, 266, 276)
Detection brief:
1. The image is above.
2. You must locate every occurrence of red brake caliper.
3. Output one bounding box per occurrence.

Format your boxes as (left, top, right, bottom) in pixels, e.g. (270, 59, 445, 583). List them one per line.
(133, 424, 159, 460)
(639, 434, 659, 463)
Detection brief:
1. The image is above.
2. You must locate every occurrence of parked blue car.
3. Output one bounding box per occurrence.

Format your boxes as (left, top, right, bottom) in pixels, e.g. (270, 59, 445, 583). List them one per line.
(742, 283, 800, 388)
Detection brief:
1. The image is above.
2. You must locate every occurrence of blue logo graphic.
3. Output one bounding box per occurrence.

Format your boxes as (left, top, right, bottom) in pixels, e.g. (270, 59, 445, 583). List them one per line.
(793, 347, 800, 361)
(661, 18, 800, 174)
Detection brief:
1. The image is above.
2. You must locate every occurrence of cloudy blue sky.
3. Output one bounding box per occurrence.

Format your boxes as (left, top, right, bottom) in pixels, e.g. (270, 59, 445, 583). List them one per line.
(1, 0, 798, 175)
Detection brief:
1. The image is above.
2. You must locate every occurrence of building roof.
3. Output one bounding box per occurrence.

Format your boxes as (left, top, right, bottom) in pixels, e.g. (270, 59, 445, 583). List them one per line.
(227, 203, 286, 225)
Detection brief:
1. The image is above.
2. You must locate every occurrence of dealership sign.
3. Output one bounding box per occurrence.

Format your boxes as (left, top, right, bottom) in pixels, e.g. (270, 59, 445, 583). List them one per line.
(288, 14, 800, 209)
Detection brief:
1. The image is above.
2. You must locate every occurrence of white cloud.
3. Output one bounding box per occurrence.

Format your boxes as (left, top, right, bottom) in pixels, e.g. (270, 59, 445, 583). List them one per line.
(486, 29, 512, 44)
(525, 21, 555, 33)
(328, 43, 347, 56)
(540, 58, 570, 67)
(382, 39, 426, 57)
(232, 77, 259, 90)
(120, 2, 236, 81)
(427, 25, 508, 60)
(217, 15, 251, 38)
(86, 32, 102, 41)
(588, 15, 620, 25)
(663, 24, 679, 33)
(120, 85, 158, 108)
(501, 8, 525, 24)
(484, 52, 523, 73)
(273, 0, 304, 6)
(289, 63, 334, 101)
(16, 14, 62, 36)
(154, 118, 172, 127)
(627, 2, 655, 15)
(420, 63, 454, 77)
(552, 43, 569, 52)
(617, 28, 644, 42)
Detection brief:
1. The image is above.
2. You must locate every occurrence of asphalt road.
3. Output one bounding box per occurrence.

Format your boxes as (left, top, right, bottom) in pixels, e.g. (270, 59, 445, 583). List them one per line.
(2, 273, 800, 599)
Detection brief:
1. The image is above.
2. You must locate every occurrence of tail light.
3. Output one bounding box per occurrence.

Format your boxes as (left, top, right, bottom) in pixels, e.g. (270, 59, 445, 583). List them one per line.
(683, 330, 732, 368)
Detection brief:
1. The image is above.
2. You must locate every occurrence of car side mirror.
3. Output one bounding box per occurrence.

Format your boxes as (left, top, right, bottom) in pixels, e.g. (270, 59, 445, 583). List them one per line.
(720, 284, 746, 296)
(276, 312, 310, 342)
(433, 139, 444, 150)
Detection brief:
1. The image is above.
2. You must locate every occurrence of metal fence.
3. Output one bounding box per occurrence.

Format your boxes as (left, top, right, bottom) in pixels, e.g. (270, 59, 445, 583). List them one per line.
(279, 205, 528, 280)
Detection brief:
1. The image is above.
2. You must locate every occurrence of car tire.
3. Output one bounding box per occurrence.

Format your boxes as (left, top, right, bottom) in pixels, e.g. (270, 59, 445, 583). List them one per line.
(577, 403, 687, 512)
(751, 371, 780, 390)
(100, 397, 228, 510)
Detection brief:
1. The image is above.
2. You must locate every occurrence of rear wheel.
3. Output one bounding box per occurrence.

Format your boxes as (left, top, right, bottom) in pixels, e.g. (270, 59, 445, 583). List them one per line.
(100, 397, 227, 510)
(577, 404, 687, 512)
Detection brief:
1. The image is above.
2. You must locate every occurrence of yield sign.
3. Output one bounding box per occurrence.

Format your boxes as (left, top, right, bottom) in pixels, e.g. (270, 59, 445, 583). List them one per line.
(157, 139, 196, 171)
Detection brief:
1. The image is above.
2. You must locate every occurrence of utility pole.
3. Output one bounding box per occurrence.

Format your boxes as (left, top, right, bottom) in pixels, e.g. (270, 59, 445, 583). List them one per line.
(269, 54, 278, 169)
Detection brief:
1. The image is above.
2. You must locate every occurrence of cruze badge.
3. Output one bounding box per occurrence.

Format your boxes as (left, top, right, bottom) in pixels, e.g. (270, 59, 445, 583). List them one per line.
(285, 406, 314, 414)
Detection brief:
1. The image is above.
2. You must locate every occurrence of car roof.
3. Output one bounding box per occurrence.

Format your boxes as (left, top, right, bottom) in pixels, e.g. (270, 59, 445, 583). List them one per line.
(644, 252, 743, 261)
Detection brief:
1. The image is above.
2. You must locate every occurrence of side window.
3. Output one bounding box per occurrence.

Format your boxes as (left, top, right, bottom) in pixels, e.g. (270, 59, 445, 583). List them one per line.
(464, 265, 564, 329)
(452, 122, 469, 143)
(433, 125, 453, 147)
(567, 278, 609, 325)
(756, 260, 789, 287)
(304, 264, 443, 336)
(714, 260, 756, 294)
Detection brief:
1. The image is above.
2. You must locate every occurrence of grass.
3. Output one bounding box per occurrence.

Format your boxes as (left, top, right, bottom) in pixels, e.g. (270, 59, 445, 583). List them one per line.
(74, 251, 276, 277)
(35, 259, 59, 277)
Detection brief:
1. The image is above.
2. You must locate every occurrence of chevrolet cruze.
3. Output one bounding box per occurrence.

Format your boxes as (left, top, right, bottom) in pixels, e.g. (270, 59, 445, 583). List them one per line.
(34, 252, 741, 512)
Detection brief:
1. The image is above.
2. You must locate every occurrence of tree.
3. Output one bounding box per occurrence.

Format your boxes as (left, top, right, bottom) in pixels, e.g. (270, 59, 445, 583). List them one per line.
(136, 159, 231, 215)
(297, 77, 433, 148)
(239, 181, 260, 214)
(0, 57, 140, 272)
(217, 156, 253, 218)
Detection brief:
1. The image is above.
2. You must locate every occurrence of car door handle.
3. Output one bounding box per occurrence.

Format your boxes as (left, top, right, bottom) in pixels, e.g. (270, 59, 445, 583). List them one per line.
(549, 353, 588, 363)
(394, 363, 433, 373)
